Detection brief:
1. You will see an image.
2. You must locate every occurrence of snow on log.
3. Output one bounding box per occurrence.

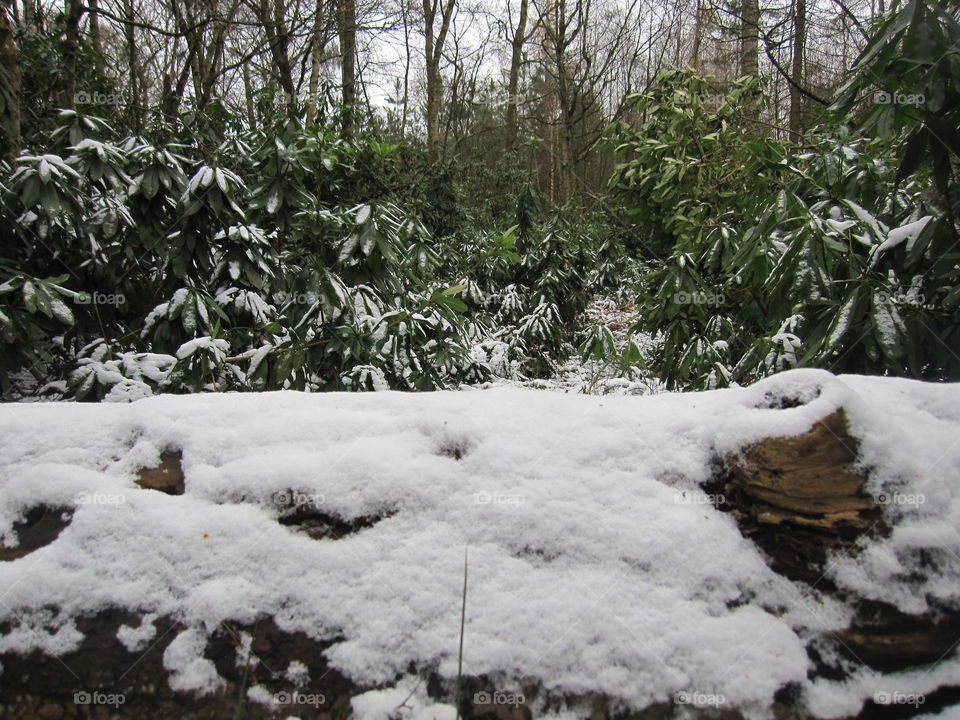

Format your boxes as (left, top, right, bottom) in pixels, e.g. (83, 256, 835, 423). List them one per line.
(0, 369, 958, 719)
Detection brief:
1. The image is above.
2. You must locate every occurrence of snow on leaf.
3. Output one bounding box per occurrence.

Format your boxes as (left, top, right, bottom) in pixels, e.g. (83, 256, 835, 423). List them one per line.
(181, 296, 198, 333)
(176, 336, 229, 361)
(339, 233, 360, 264)
(196, 296, 209, 327)
(872, 216, 933, 259)
(50, 298, 75, 325)
(22, 281, 37, 312)
(266, 188, 280, 214)
(826, 293, 857, 350)
(248, 344, 274, 376)
(355, 204, 372, 225)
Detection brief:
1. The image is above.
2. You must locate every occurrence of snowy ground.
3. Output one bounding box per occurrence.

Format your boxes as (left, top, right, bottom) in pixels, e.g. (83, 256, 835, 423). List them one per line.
(1, 297, 662, 402)
(1, 369, 959, 718)
(475, 296, 663, 396)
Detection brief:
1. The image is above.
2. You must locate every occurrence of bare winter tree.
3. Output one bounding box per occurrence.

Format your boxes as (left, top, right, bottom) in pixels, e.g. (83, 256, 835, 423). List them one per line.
(422, 0, 455, 158)
(788, 0, 806, 133)
(0, 0, 20, 160)
(505, 0, 530, 147)
(337, 0, 356, 131)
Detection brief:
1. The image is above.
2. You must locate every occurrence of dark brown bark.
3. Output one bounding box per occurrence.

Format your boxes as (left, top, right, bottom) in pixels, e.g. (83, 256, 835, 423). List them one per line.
(788, 0, 806, 135)
(723, 408, 960, 672)
(739, 0, 759, 77)
(506, 0, 529, 148)
(63, 0, 85, 109)
(0, 0, 21, 161)
(689, 0, 705, 70)
(423, 0, 455, 160)
(269, 0, 295, 99)
(305, 0, 329, 126)
(337, 0, 356, 134)
(88, 0, 101, 58)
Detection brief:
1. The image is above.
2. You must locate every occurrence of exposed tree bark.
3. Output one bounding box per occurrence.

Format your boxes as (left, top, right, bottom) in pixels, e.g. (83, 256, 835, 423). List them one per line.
(305, 0, 328, 126)
(271, 0, 295, 100)
(88, 0, 102, 60)
(0, 0, 21, 161)
(243, 59, 256, 126)
(337, 0, 356, 134)
(251, 0, 295, 109)
(739, 0, 759, 77)
(22, 0, 34, 29)
(400, 0, 411, 137)
(423, 0, 456, 160)
(123, 0, 141, 132)
(199, 0, 241, 108)
(160, 8, 197, 123)
(506, 0, 529, 148)
(689, 0, 705, 70)
(723, 408, 960, 671)
(788, 0, 806, 135)
(538, 0, 579, 201)
(63, 0, 85, 109)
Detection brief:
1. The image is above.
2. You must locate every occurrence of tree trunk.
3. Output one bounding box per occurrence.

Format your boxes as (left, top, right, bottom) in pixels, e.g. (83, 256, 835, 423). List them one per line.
(63, 0, 84, 109)
(123, 0, 141, 132)
(257, 0, 295, 106)
(423, 0, 455, 160)
(739, 0, 759, 78)
(243, 62, 256, 127)
(305, 0, 327, 126)
(337, 0, 356, 134)
(22, 0, 34, 29)
(788, 0, 806, 135)
(506, 0, 529, 148)
(0, 0, 21, 161)
(400, 0, 411, 137)
(689, 0, 705, 71)
(88, 0, 102, 60)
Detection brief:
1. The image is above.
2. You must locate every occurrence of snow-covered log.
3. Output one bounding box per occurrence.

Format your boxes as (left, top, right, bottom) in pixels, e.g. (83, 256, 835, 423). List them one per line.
(1, 369, 958, 719)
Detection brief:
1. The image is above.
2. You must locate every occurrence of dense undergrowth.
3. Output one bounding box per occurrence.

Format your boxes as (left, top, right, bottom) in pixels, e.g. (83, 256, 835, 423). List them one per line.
(1, 0, 958, 399)
(0, 109, 643, 398)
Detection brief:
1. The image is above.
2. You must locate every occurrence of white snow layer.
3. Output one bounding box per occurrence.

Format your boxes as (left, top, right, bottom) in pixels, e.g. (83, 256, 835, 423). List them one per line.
(0, 368, 958, 718)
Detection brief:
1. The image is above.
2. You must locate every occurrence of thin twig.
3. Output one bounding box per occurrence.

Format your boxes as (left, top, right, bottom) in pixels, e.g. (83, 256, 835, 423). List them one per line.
(455, 546, 468, 720)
